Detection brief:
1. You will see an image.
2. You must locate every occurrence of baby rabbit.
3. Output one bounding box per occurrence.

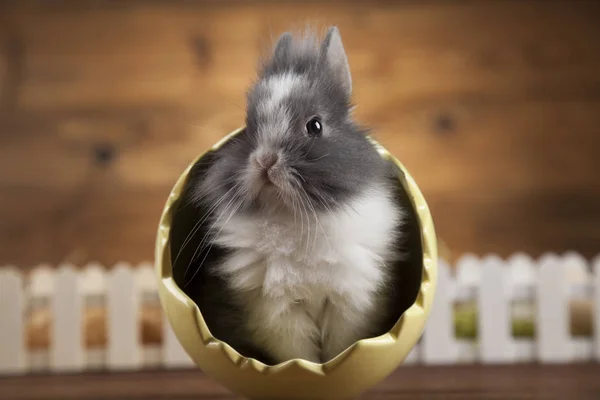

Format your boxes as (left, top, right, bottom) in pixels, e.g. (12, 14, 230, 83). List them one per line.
(173, 26, 407, 365)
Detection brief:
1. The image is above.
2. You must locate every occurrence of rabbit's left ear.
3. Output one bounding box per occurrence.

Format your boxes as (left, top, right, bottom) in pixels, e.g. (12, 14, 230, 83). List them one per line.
(320, 26, 352, 96)
(273, 32, 293, 60)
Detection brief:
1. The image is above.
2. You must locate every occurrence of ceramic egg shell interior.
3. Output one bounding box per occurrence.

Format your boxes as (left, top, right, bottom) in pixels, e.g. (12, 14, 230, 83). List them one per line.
(155, 127, 437, 400)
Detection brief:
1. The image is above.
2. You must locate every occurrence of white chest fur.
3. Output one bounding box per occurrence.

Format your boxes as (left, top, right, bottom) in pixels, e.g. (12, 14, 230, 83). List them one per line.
(211, 186, 403, 363)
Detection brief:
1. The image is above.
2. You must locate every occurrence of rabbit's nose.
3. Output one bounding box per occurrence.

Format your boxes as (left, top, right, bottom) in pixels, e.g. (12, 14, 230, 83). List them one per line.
(255, 152, 279, 170)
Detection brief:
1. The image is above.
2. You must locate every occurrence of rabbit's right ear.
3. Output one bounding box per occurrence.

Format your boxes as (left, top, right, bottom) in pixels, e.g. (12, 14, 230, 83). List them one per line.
(273, 32, 293, 59)
(320, 26, 352, 96)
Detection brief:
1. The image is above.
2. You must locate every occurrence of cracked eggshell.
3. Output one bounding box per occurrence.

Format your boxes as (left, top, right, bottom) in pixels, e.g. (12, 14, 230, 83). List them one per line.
(155, 127, 438, 400)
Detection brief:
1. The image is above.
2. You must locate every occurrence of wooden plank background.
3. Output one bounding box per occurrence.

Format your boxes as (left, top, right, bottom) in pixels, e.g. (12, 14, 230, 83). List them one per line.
(0, 0, 599, 267)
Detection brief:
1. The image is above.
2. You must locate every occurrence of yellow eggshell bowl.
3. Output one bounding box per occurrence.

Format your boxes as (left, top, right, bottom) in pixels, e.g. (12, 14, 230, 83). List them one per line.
(155, 127, 437, 400)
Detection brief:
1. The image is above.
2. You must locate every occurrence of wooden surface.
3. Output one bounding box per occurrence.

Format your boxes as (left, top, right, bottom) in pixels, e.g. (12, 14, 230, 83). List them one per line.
(1, 1, 600, 267)
(2, 364, 600, 399)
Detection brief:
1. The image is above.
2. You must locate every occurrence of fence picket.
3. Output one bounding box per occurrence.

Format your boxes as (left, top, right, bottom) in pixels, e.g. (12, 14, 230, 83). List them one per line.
(0, 267, 25, 375)
(80, 263, 107, 370)
(27, 265, 55, 372)
(421, 259, 456, 364)
(454, 254, 480, 363)
(136, 263, 162, 368)
(536, 254, 571, 363)
(563, 252, 593, 361)
(107, 263, 140, 370)
(51, 265, 84, 371)
(507, 253, 536, 362)
(80, 263, 106, 297)
(478, 256, 514, 363)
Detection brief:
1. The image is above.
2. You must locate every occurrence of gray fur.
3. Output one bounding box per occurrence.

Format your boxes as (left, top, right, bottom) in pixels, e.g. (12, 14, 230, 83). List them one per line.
(172, 27, 413, 365)
(195, 26, 391, 216)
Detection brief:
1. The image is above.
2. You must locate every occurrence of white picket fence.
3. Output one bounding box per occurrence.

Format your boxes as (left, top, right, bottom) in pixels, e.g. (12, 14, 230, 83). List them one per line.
(0, 262, 193, 376)
(0, 252, 599, 375)
(408, 252, 600, 365)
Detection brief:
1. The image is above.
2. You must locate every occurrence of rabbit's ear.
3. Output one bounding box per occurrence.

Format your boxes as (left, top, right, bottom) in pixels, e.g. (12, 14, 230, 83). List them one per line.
(320, 26, 352, 96)
(273, 32, 293, 60)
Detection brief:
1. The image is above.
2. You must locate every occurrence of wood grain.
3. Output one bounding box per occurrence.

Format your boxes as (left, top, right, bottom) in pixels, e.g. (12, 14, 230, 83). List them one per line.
(1, 0, 600, 266)
(2, 364, 600, 400)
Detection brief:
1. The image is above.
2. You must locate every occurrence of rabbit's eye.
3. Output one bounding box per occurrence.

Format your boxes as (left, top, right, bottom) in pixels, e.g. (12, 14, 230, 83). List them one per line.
(306, 117, 323, 138)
